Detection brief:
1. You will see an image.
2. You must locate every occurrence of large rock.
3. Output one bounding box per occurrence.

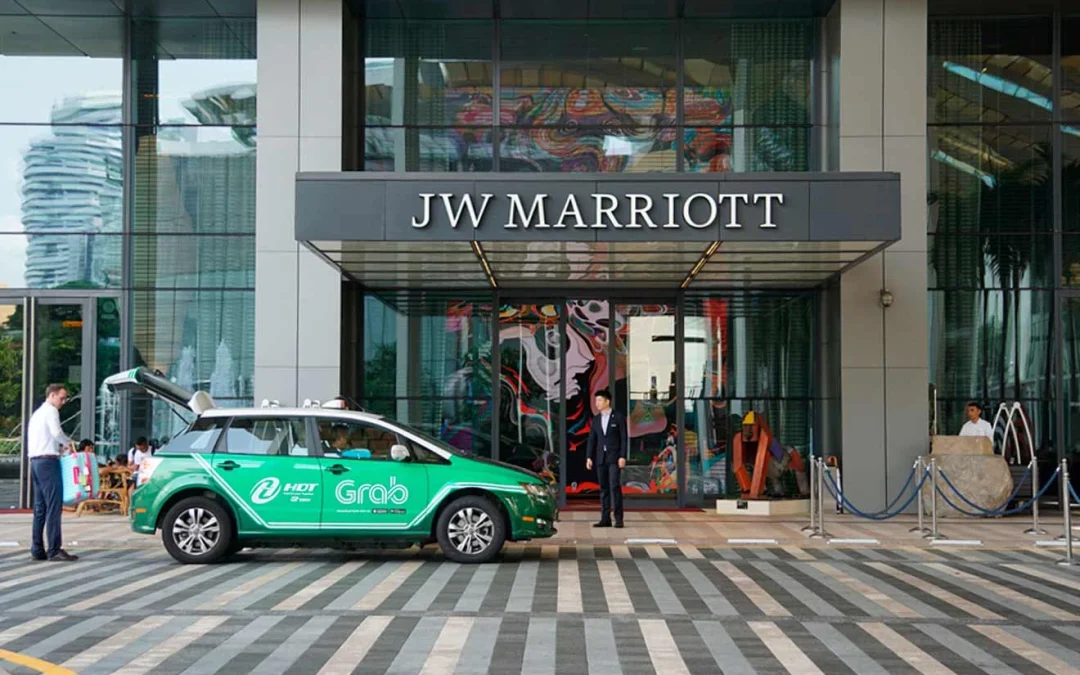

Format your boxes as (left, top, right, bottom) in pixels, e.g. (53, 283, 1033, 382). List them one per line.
(921, 454, 1014, 518)
(931, 435, 993, 456)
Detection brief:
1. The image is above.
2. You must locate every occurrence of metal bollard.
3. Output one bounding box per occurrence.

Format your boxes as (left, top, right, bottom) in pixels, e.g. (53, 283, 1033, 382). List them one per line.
(801, 456, 817, 534)
(1024, 456, 1048, 535)
(810, 458, 832, 539)
(1060, 459, 1076, 567)
(910, 456, 929, 534)
(924, 458, 947, 541)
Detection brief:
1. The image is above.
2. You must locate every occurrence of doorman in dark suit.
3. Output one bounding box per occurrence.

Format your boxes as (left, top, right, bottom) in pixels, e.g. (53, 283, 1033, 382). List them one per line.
(586, 389, 628, 528)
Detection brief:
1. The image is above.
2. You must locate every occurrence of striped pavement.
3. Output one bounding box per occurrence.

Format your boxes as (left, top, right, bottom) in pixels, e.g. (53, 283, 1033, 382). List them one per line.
(0, 545, 1077, 673)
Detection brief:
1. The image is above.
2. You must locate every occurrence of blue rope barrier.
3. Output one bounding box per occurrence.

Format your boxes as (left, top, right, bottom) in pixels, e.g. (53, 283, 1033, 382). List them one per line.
(823, 467, 928, 521)
(1070, 480, 1080, 506)
(935, 468, 1060, 518)
(936, 465, 1032, 516)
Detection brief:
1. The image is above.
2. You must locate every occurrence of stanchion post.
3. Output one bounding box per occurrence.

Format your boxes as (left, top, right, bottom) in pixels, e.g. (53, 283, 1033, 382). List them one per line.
(1060, 459, 1076, 567)
(801, 455, 817, 534)
(910, 456, 929, 534)
(810, 458, 831, 539)
(924, 457, 947, 541)
(1024, 456, 1047, 536)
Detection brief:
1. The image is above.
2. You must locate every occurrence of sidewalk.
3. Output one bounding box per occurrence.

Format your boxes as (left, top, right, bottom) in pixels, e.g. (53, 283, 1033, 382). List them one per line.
(0, 509, 1074, 549)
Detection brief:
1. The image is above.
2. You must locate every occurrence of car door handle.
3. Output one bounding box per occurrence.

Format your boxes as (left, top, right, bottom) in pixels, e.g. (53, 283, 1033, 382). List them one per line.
(326, 464, 349, 475)
(218, 460, 240, 471)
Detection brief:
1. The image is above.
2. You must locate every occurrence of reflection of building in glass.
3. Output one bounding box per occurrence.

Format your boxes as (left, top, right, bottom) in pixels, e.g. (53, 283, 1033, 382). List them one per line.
(132, 84, 256, 437)
(20, 94, 122, 288)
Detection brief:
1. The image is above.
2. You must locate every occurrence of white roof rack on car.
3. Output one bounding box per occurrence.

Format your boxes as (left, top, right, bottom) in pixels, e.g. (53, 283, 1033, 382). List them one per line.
(260, 399, 281, 409)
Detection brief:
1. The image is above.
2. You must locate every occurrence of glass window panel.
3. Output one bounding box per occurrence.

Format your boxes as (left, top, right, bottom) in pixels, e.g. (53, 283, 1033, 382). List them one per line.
(928, 289, 1053, 402)
(498, 303, 561, 485)
(363, 293, 493, 399)
(684, 293, 814, 400)
(685, 126, 809, 172)
(1062, 17, 1080, 122)
(928, 17, 1052, 125)
(934, 397, 1050, 455)
(500, 126, 677, 172)
(0, 234, 121, 290)
(1061, 132, 1080, 232)
(132, 235, 254, 289)
(500, 21, 677, 128)
(683, 20, 812, 127)
(131, 289, 254, 404)
(364, 127, 493, 171)
(928, 126, 1052, 235)
(0, 17, 122, 124)
(684, 398, 812, 499)
(132, 19, 257, 126)
(928, 234, 1053, 289)
(224, 417, 309, 456)
(364, 20, 493, 127)
(0, 126, 124, 271)
(133, 127, 256, 234)
(94, 297, 122, 459)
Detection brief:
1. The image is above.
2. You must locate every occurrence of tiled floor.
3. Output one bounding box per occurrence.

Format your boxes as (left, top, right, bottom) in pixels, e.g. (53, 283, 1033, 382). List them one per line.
(0, 545, 1078, 674)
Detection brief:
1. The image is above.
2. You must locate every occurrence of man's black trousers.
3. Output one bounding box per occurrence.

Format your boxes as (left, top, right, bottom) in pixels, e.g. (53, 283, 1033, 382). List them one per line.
(597, 461, 624, 524)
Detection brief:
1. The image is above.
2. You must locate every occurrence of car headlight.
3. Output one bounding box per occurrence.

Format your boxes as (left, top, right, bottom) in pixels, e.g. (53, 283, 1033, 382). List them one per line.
(137, 457, 163, 487)
(521, 483, 548, 498)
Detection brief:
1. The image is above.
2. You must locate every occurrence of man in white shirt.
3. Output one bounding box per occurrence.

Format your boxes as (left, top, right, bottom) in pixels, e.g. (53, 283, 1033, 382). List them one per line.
(28, 384, 78, 562)
(959, 401, 994, 438)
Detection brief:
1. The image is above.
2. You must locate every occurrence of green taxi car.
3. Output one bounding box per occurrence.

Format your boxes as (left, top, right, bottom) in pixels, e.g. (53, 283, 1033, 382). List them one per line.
(105, 368, 557, 564)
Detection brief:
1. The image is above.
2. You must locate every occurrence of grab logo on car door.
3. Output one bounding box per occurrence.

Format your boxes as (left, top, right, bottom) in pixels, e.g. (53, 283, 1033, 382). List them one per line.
(250, 477, 318, 505)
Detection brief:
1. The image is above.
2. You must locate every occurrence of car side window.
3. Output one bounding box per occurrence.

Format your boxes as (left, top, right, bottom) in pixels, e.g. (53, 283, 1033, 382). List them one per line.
(222, 417, 310, 456)
(167, 417, 225, 455)
(317, 420, 398, 461)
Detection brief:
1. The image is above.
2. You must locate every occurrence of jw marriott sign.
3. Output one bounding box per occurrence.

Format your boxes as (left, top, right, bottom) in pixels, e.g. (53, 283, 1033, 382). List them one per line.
(410, 192, 786, 231)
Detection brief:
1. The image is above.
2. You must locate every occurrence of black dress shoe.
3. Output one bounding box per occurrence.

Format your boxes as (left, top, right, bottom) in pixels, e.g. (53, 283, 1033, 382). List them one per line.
(30, 553, 47, 561)
(593, 521, 612, 528)
(47, 550, 78, 562)
(614, 522, 624, 529)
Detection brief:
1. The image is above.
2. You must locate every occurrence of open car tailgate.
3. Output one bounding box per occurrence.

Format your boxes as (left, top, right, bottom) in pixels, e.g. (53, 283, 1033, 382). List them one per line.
(103, 367, 216, 415)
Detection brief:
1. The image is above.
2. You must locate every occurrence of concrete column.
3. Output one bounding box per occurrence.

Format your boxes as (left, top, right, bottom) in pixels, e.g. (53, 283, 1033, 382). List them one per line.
(255, 0, 342, 405)
(837, 0, 928, 510)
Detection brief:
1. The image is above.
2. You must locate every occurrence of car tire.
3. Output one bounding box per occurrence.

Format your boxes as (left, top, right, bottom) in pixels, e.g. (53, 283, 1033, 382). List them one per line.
(435, 495, 506, 564)
(161, 497, 233, 564)
(225, 538, 244, 557)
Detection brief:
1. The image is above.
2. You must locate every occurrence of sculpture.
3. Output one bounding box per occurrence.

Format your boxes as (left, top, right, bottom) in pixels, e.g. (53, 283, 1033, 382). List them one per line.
(732, 411, 807, 499)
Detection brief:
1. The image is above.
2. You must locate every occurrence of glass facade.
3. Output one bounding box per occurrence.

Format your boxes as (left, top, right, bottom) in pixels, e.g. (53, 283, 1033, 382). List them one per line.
(0, 9, 256, 482)
(353, 14, 823, 506)
(927, 13, 1060, 456)
(360, 18, 815, 173)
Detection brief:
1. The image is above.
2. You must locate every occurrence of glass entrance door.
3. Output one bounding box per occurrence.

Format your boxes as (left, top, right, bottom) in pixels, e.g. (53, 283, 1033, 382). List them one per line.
(0, 296, 120, 509)
(1061, 295, 1080, 501)
(497, 297, 679, 505)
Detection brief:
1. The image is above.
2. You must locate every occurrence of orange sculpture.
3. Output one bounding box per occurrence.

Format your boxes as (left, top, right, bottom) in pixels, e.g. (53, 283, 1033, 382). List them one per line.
(732, 411, 786, 499)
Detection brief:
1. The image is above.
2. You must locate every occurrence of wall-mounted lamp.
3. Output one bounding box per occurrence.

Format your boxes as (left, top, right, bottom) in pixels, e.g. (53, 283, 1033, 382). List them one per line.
(879, 289, 894, 308)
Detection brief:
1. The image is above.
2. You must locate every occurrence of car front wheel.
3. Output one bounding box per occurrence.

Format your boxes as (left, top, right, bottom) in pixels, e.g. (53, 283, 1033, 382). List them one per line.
(435, 496, 506, 564)
(162, 497, 233, 564)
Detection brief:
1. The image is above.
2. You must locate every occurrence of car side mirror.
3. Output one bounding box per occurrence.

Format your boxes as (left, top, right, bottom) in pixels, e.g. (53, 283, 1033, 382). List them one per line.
(390, 444, 410, 462)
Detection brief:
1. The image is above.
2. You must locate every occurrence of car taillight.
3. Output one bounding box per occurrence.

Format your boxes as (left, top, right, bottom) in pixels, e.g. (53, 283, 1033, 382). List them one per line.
(137, 457, 163, 487)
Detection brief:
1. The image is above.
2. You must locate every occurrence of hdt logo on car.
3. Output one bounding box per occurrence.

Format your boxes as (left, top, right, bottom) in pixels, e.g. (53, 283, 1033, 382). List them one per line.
(251, 478, 318, 504)
(251, 477, 280, 504)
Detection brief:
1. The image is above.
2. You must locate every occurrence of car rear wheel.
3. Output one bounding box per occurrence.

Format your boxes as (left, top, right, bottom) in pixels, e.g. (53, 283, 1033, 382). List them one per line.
(435, 496, 506, 564)
(162, 497, 233, 564)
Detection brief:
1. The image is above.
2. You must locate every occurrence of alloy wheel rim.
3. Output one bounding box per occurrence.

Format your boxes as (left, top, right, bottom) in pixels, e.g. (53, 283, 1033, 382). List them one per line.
(447, 506, 495, 555)
(172, 507, 221, 555)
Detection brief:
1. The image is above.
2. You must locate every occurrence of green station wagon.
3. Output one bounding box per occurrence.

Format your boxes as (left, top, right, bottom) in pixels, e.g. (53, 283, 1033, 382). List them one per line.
(105, 368, 557, 564)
